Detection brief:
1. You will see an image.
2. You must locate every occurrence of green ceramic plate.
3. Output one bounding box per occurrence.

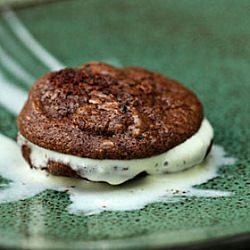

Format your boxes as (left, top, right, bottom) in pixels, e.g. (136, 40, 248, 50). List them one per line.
(0, 0, 250, 249)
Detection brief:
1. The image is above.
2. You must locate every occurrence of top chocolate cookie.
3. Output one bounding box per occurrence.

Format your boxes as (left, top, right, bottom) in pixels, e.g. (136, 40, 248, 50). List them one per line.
(17, 62, 203, 160)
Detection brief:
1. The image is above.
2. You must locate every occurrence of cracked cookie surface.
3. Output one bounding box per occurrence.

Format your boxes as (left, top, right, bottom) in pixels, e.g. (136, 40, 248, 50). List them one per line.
(17, 62, 203, 159)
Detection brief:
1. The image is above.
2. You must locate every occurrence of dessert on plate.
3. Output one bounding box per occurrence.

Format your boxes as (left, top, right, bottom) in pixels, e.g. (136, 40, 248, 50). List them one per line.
(17, 62, 213, 184)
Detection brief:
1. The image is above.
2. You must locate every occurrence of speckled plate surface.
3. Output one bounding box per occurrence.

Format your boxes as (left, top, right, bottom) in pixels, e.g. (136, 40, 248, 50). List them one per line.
(0, 0, 250, 249)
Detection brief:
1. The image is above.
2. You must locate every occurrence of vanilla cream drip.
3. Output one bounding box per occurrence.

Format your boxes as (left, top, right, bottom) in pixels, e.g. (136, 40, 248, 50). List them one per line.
(17, 119, 213, 185)
(0, 133, 236, 215)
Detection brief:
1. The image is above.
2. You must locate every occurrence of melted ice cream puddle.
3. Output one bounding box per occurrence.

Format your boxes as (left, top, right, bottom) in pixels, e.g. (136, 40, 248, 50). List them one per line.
(0, 133, 235, 215)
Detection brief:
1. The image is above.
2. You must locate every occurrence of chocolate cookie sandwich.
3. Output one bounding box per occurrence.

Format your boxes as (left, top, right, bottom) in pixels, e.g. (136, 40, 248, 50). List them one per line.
(17, 62, 213, 185)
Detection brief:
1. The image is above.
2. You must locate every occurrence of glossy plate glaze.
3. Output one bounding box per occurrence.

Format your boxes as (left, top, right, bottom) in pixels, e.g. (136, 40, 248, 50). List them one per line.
(0, 0, 249, 249)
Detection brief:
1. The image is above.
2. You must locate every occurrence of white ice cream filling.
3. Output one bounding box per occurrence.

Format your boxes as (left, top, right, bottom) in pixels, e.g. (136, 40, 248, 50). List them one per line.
(17, 118, 213, 185)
